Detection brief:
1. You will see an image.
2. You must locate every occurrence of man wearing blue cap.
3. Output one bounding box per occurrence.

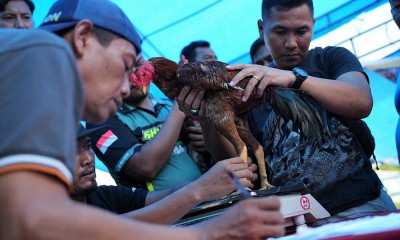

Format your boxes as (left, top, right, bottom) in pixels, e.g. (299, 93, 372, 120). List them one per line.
(39, 0, 142, 124)
(0, 0, 284, 239)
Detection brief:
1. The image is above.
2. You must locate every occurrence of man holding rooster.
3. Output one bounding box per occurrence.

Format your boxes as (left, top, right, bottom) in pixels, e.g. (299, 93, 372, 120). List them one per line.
(188, 0, 396, 226)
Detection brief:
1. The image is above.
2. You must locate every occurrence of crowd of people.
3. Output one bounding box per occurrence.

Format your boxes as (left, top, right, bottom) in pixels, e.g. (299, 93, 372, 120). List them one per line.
(0, 0, 398, 239)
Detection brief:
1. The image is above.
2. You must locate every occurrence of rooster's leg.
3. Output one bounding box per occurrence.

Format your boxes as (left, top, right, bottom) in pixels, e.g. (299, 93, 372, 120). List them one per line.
(213, 118, 249, 196)
(207, 109, 249, 163)
(207, 109, 261, 196)
(235, 117, 273, 190)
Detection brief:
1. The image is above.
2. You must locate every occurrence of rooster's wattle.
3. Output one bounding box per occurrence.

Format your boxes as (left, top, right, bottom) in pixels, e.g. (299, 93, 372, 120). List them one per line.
(130, 57, 329, 190)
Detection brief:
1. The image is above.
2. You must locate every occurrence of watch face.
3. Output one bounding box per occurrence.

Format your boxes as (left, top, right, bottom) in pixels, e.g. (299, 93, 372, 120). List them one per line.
(291, 67, 307, 89)
(295, 67, 308, 77)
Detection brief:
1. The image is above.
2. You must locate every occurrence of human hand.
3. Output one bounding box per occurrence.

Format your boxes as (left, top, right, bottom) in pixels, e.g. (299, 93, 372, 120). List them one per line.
(186, 119, 208, 153)
(177, 86, 206, 119)
(198, 197, 285, 239)
(226, 63, 294, 101)
(190, 157, 258, 202)
(179, 55, 189, 65)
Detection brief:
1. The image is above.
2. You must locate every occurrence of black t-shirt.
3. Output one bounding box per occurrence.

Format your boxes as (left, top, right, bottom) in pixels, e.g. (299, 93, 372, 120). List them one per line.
(247, 46, 380, 215)
(86, 185, 148, 214)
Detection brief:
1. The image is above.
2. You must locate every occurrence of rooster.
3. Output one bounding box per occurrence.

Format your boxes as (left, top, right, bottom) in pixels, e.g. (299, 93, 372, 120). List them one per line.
(130, 57, 329, 190)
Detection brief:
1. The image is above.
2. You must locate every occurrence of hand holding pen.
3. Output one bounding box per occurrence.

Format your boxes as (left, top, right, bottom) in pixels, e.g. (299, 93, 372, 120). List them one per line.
(227, 170, 252, 198)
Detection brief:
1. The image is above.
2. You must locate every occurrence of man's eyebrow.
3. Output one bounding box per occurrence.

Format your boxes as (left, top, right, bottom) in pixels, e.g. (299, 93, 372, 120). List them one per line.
(271, 25, 287, 30)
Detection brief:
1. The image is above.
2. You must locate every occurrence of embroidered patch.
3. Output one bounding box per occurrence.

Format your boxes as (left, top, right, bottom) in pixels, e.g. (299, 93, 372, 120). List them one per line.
(96, 130, 118, 154)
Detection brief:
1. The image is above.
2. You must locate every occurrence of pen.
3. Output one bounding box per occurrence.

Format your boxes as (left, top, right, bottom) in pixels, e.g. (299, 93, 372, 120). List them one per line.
(227, 170, 252, 198)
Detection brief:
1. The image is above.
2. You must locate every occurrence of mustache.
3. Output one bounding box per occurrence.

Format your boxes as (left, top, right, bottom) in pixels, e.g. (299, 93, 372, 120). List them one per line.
(80, 165, 95, 177)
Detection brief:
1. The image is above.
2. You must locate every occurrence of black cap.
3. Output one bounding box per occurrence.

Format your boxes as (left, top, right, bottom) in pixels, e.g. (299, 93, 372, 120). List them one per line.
(78, 124, 104, 139)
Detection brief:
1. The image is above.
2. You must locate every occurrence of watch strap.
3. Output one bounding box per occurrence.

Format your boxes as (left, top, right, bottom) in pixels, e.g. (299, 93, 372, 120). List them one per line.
(291, 67, 307, 89)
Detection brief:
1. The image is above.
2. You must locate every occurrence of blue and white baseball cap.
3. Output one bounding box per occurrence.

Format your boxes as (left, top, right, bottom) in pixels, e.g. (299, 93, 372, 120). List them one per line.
(39, 0, 141, 53)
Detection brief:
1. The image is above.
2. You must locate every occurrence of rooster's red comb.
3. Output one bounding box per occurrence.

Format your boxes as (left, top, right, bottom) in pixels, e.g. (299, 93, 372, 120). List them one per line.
(130, 61, 155, 88)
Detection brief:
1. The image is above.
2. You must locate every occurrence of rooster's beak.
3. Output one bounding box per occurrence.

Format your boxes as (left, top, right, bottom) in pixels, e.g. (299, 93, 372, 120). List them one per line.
(140, 85, 147, 94)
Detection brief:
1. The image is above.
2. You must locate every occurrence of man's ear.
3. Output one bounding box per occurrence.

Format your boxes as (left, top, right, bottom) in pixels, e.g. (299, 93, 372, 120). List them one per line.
(257, 19, 264, 39)
(71, 20, 95, 57)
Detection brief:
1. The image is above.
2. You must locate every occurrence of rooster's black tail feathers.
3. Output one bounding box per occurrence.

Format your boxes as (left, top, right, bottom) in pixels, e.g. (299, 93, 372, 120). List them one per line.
(266, 86, 330, 145)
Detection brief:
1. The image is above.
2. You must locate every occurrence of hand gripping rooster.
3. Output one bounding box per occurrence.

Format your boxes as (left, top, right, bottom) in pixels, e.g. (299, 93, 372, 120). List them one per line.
(130, 57, 329, 190)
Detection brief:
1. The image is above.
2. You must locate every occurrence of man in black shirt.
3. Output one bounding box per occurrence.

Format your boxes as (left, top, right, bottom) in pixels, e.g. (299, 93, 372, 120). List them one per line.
(193, 0, 396, 226)
(73, 124, 260, 224)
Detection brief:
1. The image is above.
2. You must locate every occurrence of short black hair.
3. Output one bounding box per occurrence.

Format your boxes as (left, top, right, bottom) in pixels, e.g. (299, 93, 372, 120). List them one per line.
(180, 40, 211, 63)
(55, 26, 117, 48)
(250, 38, 265, 63)
(261, 0, 313, 20)
(0, 0, 35, 13)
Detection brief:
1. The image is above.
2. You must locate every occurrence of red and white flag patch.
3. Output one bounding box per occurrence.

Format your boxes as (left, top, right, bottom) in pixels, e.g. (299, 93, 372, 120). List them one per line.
(96, 130, 118, 154)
